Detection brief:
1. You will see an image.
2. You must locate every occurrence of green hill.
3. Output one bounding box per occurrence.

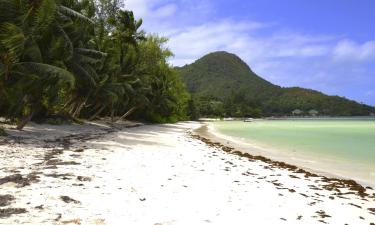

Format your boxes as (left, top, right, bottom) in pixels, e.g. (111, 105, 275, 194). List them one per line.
(177, 51, 374, 117)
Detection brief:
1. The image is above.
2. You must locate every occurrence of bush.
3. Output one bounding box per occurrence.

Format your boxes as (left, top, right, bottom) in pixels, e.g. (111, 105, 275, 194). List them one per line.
(0, 128, 7, 136)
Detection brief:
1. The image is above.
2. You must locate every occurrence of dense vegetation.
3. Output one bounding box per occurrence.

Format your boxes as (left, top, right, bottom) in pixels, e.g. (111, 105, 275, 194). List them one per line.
(0, 127, 6, 136)
(178, 51, 375, 118)
(0, 0, 189, 130)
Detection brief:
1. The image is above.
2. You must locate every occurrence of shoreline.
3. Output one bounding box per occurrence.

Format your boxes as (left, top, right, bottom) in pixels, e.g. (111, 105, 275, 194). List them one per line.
(191, 124, 375, 199)
(1, 121, 375, 224)
(196, 122, 375, 188)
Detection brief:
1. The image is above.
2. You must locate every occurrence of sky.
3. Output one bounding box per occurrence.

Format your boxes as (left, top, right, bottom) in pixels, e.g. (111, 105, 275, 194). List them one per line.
(124, 0, 375, 106)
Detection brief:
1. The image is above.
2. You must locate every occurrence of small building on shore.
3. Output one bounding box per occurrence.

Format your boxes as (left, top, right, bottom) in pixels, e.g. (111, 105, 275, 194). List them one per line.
(308, 109, 319, 117)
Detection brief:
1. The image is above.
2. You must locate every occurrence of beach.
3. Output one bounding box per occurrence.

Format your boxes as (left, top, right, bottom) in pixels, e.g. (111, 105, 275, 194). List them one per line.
(200, 120, 375, 188)
(0, 121, 374, 225)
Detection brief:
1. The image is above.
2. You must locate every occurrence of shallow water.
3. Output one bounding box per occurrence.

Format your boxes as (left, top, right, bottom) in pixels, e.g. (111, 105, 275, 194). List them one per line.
(212, 118, 375, 185)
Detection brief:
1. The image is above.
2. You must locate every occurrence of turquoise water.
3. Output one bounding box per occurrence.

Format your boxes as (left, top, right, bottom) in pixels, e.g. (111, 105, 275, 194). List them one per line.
(212, 118, 375, 184)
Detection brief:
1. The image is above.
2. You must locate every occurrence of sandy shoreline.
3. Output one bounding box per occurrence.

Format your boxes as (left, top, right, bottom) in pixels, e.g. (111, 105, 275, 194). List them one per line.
(0, 121, 374, 224)
(196, 123, 375, 188)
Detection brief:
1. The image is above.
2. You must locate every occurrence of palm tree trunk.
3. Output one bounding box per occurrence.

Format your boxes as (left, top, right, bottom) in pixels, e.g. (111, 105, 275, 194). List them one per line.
(72, 93, 91, 118)
(58, 96, 77, 114)
(73, 99, 87, 118)
(89, 105, 106, 121)
(16, 110, 34, 130)
(116, 106, 137, 122)
(69, 101, 78, 115)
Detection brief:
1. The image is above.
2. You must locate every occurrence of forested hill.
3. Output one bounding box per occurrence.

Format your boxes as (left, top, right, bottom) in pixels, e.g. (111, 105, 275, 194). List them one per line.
(177, 51, 375, 117)
(176, 52, 276, 99)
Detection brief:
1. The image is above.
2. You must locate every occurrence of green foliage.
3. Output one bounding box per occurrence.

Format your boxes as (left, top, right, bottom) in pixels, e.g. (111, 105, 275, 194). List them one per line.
(187, 99, 200, 120)
(0, 23, 25, 62)
(58, 5, 94, 24)
(33, 0, 57, 34)
(0, 128, 6, 136)
(177, 51, 375, 118)
(0, 0, 191, 128)
(133, 36, 190, 123)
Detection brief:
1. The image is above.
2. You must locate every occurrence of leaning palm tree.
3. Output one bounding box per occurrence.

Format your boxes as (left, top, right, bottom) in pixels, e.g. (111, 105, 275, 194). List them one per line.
(84, 9, 146, 121)
(0, 0, 96, 129)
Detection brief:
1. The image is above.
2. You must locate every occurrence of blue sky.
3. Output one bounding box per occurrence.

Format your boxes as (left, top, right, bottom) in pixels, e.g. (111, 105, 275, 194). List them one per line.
(125, 0, 375, 106)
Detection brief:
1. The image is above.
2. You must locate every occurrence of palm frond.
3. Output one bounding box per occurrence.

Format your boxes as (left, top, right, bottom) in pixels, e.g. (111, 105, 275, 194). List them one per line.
(98, 74, 109, 86)
(58, 5, 94, 24)
(100, 88, 120, 104)
(0, 23, 25, 61)
(0, 0, 21, 24)
(135, 19, 143, 29)
(106, 83, 125, 96)
(69, 62, 96, 88)
(123, 83, 134, 94)
(33, 0, 56, 34)
(22, 40, 42, 62)
(54, 23, 73, 60)
(73, 52, 100, 66)
(82, 64, 99, 81)
(12, 62, 75, 88)
(75, 48, 107, 59)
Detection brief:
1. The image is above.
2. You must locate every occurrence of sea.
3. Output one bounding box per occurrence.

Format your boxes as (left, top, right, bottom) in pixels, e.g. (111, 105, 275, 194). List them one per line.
(210, 117, 375, 186)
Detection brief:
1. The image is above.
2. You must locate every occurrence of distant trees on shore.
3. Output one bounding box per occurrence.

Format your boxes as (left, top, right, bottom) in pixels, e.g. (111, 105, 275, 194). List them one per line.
(187, 89, 374, 119)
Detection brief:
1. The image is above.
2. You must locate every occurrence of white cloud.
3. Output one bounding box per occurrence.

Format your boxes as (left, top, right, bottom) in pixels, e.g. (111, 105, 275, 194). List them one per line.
(124, 0, 178, 21)
(153, 3, 177, 18)
(333, 40, 375, 62)
(167, 23, 335, 68)
(166, 20, 269, 65)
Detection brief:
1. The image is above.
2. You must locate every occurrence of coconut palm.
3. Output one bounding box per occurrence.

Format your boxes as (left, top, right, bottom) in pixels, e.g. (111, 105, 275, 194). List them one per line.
(0, 0, 96, 129)
(0, 0, 191, 128)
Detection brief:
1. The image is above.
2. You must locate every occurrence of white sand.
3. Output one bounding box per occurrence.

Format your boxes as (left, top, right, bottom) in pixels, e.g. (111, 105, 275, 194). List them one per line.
(0, 121, 374, 225)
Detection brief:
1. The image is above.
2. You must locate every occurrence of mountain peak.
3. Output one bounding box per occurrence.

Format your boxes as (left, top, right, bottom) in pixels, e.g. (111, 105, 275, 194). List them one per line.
(202, 51, 239, 58)
(178, 51, 274, 97)
(194, 51, 253, 71)
(176, 52, 374, 116)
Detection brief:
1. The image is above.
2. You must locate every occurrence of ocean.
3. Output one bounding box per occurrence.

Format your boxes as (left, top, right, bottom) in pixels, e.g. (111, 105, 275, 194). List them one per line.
(210, 118, 375, 186)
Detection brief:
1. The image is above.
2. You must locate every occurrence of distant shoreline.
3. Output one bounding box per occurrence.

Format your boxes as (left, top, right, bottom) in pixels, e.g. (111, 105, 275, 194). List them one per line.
(198, 115, 375, 122)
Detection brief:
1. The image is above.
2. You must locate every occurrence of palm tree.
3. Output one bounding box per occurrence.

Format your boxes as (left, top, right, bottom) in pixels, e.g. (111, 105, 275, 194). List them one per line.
(0, 1, 191, 127)
(0, 0, 96, 129)
(86, 9, 146, 121)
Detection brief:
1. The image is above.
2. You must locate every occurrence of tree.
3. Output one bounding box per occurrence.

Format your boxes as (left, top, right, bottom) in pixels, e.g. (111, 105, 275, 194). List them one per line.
(133, 36, 189, 122)
(0, 0, 192, 129)
(0, 0, 86, 129)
